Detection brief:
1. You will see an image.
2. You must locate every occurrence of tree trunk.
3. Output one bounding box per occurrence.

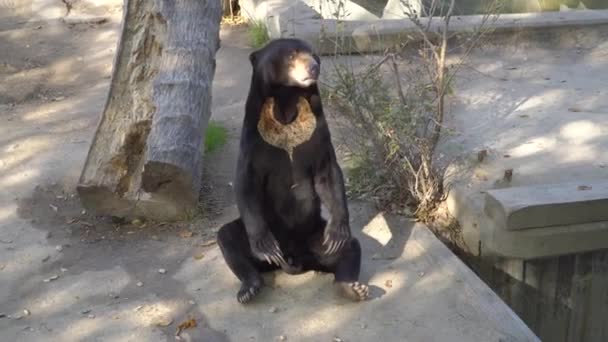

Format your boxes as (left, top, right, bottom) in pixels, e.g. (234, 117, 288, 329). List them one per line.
(77, 0, 222, 221)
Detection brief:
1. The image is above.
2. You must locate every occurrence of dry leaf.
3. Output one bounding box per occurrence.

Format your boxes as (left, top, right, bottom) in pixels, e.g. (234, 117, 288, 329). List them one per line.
(200, 240, 217, 247)
(175, 318, 197, 337)
(503, 169, 513, 182)
(385, 279, 393, 288)
(193, 252, 205, 260)
(477, 149, 487, 162)
(475, 174, 488, 181)
(179, 230, 193, 239)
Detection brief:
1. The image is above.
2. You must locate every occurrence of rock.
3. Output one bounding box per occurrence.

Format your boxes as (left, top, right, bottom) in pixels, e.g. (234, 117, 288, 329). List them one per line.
(153, 317, 173, 327)
(43, 275, 59, 283)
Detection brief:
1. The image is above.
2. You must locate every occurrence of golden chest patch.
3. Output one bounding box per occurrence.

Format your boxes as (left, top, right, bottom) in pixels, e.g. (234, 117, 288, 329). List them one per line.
(257, 96, 317, 161)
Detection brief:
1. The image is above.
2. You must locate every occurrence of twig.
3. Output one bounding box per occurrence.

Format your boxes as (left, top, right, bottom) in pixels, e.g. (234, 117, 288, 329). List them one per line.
(389, 55, 408, 108)
(428, 0, 454, 155)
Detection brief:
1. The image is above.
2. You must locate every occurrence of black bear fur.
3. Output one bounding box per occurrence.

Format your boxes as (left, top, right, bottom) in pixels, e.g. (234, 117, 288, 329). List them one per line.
(216, 38, 368, 304)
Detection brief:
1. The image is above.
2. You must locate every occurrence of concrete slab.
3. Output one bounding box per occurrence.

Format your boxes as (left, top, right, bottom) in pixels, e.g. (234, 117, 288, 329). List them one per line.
(240, 0, 321, 24)
(484, 180, 608, 231)
(270, 7, 608, 54)
(450, 186, 608, 259)
(301, 0, 379, 21)
(440, 24, 608, 258)
(172, 207, 539, 342)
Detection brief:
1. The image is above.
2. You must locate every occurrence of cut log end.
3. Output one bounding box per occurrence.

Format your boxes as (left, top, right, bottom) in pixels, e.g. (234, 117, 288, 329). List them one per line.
(77, 183, 197, 222)
(142, 161, 198, 204)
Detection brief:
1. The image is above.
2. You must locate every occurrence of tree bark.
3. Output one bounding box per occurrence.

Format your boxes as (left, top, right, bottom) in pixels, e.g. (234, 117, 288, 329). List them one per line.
(77, 0, 222, 221)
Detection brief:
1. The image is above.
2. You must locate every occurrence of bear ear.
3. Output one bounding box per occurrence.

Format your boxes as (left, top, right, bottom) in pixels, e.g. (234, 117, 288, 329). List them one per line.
(249, 50, 259, 66)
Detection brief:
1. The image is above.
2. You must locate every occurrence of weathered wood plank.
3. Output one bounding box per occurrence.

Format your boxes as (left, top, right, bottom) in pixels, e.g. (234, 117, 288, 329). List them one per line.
(588, 252, 608, 341)
(567, 253, 592, 341)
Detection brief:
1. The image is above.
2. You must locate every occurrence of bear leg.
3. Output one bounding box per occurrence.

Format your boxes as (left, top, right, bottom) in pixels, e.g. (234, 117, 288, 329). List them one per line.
(217, 219, 279, 303)
(309, 235, 369, 302)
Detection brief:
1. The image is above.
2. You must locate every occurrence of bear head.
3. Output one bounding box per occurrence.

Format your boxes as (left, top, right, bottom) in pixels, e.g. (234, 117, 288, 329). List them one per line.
(249, 38, 321, 89)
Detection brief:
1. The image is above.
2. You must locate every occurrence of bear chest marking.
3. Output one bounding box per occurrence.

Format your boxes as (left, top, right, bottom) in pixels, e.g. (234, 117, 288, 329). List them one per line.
(257, 96, 317, 161)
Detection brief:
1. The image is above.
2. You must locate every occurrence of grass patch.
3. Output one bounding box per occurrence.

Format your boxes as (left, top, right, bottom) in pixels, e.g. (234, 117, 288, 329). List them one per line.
(204, 121, 228, 154)
(248, 20, 270, 48)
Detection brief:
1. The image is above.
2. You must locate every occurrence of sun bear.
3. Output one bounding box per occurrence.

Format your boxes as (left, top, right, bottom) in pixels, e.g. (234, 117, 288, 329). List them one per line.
(216, 38, 368, 304)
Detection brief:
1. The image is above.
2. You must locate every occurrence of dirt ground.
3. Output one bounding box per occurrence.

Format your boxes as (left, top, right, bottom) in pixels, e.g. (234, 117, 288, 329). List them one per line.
(0, 1, 249, 340)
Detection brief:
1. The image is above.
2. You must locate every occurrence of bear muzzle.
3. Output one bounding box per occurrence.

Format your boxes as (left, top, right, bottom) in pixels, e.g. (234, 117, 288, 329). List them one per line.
(289, 56, 320, 87)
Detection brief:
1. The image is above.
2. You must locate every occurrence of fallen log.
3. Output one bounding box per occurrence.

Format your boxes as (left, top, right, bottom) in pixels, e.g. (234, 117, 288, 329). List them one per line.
(77, 0, 222, 221)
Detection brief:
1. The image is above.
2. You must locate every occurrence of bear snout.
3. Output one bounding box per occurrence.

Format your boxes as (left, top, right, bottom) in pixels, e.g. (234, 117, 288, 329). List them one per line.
(288, 55, 320, 87)
(307, 62, 320, 80)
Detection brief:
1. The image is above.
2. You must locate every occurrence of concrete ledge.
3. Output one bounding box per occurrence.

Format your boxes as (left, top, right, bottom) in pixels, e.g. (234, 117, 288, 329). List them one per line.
(270, 18, 362, 55)
(481, 216, 608, 259)
(447, 180, 608, 259)
(270, 7, 608, 54)
(484, 180, 608, 231)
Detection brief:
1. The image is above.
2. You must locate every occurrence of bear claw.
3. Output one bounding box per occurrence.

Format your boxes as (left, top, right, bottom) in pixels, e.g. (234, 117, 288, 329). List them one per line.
(237, 284, 261, 303)
(336, 281, 369, 301)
